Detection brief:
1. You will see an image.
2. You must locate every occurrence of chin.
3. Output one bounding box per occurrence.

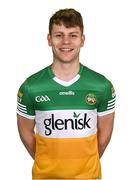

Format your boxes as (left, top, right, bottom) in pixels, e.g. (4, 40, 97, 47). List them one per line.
(59, 59, 76, 64)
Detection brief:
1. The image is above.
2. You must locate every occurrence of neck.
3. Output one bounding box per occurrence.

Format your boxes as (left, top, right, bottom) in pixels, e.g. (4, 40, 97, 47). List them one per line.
(51, 61, 80, 81)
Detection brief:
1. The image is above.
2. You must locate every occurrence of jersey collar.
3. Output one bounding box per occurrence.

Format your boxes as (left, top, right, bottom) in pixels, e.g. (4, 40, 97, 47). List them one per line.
(48, 63, 83, 87)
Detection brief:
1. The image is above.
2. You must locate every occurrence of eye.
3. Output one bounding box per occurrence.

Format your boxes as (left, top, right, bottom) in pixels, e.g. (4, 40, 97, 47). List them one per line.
(71, 34, 78, 38)
(55, 34, 62, 37)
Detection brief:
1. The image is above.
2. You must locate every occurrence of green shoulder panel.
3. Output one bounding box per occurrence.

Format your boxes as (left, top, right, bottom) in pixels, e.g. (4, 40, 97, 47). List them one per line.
(81, 66, 116, 115)
(17, 64, 116, 118)
(17, 66, 50, 117)
(97, 78, 116, 114)
(17, 79, 35, 117)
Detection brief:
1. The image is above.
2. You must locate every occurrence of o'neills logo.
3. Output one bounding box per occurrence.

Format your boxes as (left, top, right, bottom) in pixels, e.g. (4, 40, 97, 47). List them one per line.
(43, 113, 91, 136)
(59, 91, 75, 95)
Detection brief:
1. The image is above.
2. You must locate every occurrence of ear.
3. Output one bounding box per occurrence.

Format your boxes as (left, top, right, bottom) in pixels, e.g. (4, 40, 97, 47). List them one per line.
(47, 34, 52, 46)
(80, 34, 85, 47)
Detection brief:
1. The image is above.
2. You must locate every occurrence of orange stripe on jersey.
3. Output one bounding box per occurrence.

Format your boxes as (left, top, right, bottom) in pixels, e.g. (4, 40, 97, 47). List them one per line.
(32, 133, 101, 179)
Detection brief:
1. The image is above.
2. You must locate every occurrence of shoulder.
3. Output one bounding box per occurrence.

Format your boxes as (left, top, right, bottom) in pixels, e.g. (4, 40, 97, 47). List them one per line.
(82, 64, 113, 91)
(20, 66, 50, 91)
(82, 65, 105, 80)
(27, 66, 49, 83)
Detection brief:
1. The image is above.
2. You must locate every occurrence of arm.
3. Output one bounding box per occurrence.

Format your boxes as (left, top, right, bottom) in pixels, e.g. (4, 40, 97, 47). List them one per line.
(97, 112, 115, 158)
(17, 114, 36, 159)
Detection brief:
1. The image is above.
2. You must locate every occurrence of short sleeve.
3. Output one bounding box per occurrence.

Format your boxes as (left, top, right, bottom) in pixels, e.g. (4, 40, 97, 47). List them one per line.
(97, 79, 116, 116)
(17, 80, 35, 119)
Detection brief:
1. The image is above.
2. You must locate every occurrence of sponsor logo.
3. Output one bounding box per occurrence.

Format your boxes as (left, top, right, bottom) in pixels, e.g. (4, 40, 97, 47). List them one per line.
(35, 95, 50, 102)
(73, 112, 80, 118)
(17, 96, 22, 102)
(59, 91, 75, 95)
(17, 91, 23, 102)
(111, 86, 116, 98)
(18, 91, 23, 98)
(86, 93, 96, 105)
(43, 112, 91, 136)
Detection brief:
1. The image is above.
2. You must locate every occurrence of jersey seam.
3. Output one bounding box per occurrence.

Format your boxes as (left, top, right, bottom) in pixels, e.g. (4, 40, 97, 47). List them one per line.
(26, 79, 35, 115)
(97, 76, 108, 112)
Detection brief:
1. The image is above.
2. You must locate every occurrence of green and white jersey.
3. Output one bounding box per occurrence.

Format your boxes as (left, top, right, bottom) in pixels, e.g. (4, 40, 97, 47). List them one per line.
(17, 64, 116, 179)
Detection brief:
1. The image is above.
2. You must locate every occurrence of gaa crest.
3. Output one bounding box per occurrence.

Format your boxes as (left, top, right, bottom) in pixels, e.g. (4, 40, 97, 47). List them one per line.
(86, 93, 96, 105)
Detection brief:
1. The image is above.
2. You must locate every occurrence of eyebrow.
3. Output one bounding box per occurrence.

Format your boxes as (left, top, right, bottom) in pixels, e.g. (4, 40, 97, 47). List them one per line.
(53, 32, 80, 34)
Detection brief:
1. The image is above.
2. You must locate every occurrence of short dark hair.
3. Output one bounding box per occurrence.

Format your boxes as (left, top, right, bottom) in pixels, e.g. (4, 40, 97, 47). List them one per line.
(49, 8, 84, 34)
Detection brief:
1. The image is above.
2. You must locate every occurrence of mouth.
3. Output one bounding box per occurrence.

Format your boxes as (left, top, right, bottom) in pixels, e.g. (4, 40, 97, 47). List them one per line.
(59, 48, 74, 52)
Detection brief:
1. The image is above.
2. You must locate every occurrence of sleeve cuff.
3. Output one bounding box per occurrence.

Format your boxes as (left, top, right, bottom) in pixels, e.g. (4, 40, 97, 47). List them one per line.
(97, 108, 115, 116)
(16, 109, 35, 120)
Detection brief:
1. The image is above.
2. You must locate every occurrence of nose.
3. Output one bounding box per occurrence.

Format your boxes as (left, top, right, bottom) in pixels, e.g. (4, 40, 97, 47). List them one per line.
(62, 35, 70, 44)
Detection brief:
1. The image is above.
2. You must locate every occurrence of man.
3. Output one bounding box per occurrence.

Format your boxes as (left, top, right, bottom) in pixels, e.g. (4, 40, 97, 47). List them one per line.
(17, 8, 116, 179)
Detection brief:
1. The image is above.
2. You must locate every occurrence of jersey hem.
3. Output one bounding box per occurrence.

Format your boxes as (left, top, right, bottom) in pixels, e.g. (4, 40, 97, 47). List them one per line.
(16, 109, 35, 119)
(32, 178, 101, 180)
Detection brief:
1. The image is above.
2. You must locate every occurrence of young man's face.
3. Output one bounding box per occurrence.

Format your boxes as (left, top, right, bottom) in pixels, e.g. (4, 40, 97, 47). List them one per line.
(48, 23, 85, 63)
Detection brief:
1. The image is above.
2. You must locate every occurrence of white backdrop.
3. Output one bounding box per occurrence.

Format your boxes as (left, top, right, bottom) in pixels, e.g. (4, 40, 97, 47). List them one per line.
(0, 0, 130, 179)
